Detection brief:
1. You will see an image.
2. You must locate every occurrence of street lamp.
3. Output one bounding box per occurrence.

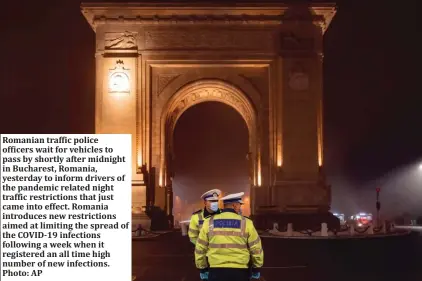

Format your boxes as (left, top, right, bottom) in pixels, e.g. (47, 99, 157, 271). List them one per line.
(418, 163, 422, 170)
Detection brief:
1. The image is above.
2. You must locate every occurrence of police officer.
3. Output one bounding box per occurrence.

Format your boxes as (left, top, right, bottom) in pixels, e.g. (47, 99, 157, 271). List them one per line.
(195, 192, 264, 281)
(188, 189, 222, 245)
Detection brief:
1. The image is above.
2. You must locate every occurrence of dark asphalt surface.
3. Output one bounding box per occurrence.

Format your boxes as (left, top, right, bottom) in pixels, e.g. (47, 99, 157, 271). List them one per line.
(132, 231, 422, 281)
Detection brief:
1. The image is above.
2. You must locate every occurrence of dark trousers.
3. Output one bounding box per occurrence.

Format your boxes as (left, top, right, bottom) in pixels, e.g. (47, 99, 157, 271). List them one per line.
(208, 268, 249, 281)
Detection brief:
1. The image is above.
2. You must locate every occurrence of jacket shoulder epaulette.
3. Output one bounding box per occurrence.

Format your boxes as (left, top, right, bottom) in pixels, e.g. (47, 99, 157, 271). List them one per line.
(242, 215, 251, 220)
(192, 209, 202, 215)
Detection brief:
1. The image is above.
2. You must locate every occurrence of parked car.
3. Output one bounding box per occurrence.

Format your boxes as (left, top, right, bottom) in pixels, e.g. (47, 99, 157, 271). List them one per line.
(350, 212, 373, 227)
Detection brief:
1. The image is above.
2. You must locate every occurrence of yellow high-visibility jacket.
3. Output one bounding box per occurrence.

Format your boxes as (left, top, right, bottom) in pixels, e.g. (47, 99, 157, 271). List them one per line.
(194, 209, 264, 270)
(188, 208, 221, 245)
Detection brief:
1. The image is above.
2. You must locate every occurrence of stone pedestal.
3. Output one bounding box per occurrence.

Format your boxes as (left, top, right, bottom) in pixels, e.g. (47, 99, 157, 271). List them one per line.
(132, 179, 151, 229)
(132, 183, 147, 212)
(252, 179, 334, 231)
(253, 212, 340, 232)
(271, 182, 330, 212)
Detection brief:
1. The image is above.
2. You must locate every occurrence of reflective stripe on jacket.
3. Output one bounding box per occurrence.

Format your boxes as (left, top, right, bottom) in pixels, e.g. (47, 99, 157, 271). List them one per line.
(188, 211, 204, 245)
(194, 209, 264, 270)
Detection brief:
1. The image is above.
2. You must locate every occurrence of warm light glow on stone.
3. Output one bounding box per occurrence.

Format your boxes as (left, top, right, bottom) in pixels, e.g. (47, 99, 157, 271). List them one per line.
(159, 169, 163, 187)
(317, 99, 323, 167)
(137, 153, 143, 167)
(108, 72, 130, 93)
(277, 156, 282, 167)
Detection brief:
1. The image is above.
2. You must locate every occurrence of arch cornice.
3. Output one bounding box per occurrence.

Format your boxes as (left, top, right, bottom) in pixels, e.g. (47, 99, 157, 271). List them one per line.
(163, 79, 256, 136)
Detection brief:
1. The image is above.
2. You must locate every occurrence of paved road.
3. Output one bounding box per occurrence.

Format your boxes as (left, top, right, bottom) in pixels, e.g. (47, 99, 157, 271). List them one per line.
(132, 232, 422, 281)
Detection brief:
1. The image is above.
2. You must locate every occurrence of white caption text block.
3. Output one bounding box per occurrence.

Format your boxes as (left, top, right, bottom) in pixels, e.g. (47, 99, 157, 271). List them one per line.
(0, 134, 132, 281)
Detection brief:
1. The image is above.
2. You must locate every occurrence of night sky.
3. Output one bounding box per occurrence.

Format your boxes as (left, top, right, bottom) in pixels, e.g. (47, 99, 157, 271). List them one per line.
(1, 0, 421, 216)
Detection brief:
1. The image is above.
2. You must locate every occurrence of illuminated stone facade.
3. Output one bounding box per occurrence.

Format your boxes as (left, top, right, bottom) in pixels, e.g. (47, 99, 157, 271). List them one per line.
(81, 2, 337, 227)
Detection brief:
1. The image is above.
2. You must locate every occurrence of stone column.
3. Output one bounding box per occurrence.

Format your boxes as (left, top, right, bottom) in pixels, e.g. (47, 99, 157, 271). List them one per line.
(165, 151, 174, 228)
(95, 29, 150, 228)
(272, 19, 329, 212)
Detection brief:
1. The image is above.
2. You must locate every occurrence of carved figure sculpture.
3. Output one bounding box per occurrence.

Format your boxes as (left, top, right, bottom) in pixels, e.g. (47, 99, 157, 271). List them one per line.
(105, 31, 137, 49)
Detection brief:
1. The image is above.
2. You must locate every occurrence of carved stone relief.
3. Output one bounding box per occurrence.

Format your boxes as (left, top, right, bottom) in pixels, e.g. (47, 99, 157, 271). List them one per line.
(313, 20, 328, 33)
(144, 30, 273, 50)
(105, 31, 137, 49)
(156, 74, 180, 96)
(167, 86, 253, 134)
(288, 63, 309, 92)
(108, 60, 130, 95)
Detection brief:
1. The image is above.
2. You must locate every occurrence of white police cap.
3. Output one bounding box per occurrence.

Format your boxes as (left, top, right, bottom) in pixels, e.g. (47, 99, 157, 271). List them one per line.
(220, 192, 244, 204)
(200, 189, 221, 201)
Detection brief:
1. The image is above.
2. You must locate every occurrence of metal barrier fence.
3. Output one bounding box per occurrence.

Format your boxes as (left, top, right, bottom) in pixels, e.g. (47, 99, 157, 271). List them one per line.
(132, 224, 163, 238)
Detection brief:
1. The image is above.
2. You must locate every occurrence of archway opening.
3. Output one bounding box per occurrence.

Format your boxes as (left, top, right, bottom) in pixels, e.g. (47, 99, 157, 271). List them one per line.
(172, 102, 250, 223)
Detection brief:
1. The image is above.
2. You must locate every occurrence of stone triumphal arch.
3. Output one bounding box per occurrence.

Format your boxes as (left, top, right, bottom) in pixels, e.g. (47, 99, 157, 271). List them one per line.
(81, 1, 337, 228)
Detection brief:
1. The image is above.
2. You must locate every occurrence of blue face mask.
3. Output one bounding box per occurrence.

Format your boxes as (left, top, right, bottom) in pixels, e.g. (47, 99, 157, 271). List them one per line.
(210, 202, 219, 212)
